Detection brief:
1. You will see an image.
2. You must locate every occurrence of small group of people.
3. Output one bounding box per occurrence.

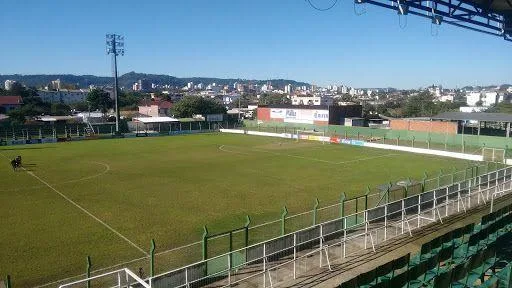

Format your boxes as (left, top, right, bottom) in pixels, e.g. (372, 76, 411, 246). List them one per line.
(10, 155, 22, 171)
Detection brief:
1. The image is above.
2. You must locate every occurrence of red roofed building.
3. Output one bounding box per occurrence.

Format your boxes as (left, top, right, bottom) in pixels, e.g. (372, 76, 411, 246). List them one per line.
(138, 98, 173, 117)
(0, 96, 23, 113)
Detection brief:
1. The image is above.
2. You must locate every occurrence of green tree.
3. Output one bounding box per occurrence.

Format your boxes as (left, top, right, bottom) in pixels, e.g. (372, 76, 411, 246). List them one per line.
(404, 92, 437, 117)
(172, 96, 226, 118)
(6, 109, 26, 124)
(71, 101, 89, 112)
(86, 89, 113, 113)
(119, 91, 144, 109)
(51, 103, 71, 116)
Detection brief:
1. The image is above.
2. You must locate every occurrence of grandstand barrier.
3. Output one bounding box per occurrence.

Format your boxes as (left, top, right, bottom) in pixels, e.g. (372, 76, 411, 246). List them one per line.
(138, 166, 512, 287)
(57, 268, 150, 288)
(220, 129, 485, 162)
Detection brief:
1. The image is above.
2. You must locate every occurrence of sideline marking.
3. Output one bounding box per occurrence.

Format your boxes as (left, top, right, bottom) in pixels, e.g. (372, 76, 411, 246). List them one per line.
(0, 152, 148, 256)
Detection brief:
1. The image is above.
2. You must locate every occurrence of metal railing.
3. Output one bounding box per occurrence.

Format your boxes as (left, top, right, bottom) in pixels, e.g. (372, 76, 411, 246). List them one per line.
(145, 167, 512, 288)
(58, 268, 150, 288)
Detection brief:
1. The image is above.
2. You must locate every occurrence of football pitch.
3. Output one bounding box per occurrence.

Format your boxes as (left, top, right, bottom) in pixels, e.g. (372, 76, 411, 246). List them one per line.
(0, 133, 471, 286)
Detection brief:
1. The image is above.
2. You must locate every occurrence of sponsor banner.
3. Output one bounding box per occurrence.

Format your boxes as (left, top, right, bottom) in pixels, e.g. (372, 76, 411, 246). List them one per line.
(41, 138, 57, 143)
(330, 137, 340, 144)
(247, 131, 282, 138)
(299, 135, 309, 140)
(8, 140, 25, 145)
(70, 137, 86, 141)
(270, 109, 285, 119)
(318, 136, 330, 142)
(351, 140, 365, 146)
(308, 135, 320, 141)
(270, 108, 329, 123)
(282, 133, 294, 139)
(341, 139, 351, 145)
(219, 129, 244, 134)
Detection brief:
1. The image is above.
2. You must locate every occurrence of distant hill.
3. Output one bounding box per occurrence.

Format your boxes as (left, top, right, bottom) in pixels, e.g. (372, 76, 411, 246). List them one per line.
(0, 72, 310, 90)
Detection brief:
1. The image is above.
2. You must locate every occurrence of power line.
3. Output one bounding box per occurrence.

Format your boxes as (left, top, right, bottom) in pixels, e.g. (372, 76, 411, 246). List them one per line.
(306, 0, 339, 11)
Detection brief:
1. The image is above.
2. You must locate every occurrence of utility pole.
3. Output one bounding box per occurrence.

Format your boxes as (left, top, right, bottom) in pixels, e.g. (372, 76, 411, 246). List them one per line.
(106, 34, 124, 135)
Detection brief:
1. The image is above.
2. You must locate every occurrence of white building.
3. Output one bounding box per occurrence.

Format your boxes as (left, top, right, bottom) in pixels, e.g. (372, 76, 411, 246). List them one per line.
(465, 91, 501, 107)
(291, 95, 333, 106)
(428, 85, 442, 97)
(459, 106, 487, 113)
(4, 80, 16, 90)
(438, 94, 454, 102)
(284, 84, 292, 94)
(37, 89, 90, 104)
(223, 94, 241, 105)
(187, 82, 194, 90)
(466, 92, 481, 106)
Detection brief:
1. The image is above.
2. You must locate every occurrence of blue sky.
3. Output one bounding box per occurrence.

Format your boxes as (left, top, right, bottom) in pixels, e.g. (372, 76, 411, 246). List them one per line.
(1, 0, 510, 88)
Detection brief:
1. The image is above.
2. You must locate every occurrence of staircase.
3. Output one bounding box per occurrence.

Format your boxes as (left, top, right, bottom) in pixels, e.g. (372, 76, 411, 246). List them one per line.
(85, 123, 95, 136)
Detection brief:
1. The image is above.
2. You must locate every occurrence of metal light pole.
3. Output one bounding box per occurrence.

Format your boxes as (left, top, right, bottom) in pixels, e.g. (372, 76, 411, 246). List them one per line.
(106, 34, 124, 134)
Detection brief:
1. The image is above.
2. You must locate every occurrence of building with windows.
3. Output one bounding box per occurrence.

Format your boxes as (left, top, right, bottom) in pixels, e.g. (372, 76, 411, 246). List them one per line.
(138, 98, 173, 117)
(0, 96, 23, 113)
(291, 95, 333, 106)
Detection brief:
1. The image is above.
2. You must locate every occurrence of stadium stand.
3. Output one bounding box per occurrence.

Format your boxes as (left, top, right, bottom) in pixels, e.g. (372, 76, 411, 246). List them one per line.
(338, 204, 512, 287)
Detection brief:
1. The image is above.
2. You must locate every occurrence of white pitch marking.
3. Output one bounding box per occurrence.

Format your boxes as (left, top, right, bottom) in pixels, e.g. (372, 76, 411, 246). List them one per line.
(0, 152, 148, 256)
(0, 161, 111, 192)
(218, 145, 250, 155)
(335, 153, 397, 164)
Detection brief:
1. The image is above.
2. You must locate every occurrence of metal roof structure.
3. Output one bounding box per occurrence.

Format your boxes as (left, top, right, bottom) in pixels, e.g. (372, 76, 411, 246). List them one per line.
(432, 111, 512, 122)
(133, 117, 179, 123)
(356, 0, 512, 41)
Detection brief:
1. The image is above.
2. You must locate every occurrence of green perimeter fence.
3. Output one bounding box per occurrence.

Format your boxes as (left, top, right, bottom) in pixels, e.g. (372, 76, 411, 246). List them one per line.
(243, 120, 512, 157)
(31, 161, 506, 288)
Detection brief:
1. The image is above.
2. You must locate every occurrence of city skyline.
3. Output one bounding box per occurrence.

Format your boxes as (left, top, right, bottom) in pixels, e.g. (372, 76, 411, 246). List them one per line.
(1, 0, 510, 89)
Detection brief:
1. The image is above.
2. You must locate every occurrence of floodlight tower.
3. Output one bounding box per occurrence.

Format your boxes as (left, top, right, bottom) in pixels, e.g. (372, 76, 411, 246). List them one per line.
(106, 34, 124, 134)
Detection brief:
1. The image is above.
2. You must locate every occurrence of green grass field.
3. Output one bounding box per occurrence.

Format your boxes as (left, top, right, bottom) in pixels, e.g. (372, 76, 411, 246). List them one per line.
(0, 133, 471, 286)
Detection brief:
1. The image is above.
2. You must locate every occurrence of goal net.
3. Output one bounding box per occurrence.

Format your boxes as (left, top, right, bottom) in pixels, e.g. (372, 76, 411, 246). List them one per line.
(297, 129, 328, 144)
(482, 147, 506, 163)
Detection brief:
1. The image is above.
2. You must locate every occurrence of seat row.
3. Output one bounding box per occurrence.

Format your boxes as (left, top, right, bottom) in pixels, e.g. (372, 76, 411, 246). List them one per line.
(339, 203, 512, 288)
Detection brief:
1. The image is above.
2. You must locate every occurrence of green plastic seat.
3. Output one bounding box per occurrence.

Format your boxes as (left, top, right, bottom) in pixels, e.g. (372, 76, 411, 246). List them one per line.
(466, 251, 486, 286)
(357, 269, 376, 288)
(431, 269, 452, 288)
(496, 262, 512, 287)
(407, 261, 427, 288)
(389, 270, 408, 288)
(340, 277, 357, 288)
(450, 262, 469, 288)
(411, 243, 431, 266)
(375, 261, 394, 283)
(440, 231, 452, 249)
(452, 227, 464, 247)
(430, 237, 443, 255)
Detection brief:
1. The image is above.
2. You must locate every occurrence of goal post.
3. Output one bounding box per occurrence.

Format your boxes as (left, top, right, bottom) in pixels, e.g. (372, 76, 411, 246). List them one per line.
(296, 129, 328, 144)
(482, 147, 506, 163)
